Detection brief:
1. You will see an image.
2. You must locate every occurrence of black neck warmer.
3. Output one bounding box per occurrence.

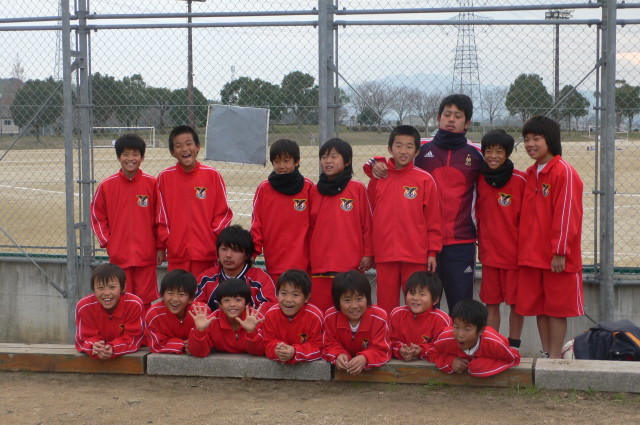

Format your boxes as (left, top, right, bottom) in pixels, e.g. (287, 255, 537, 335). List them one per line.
(268, 167, 305, 195)
(317, 165, 353, 196)
(481, 159, 515, 188)
(432, 128, 468, 150)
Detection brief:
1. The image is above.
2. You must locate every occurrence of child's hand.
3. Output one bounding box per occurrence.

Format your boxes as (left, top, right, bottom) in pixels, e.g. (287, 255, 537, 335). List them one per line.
(372, 161, 389, 179)
(346, 355, 367, 375)
(551, 255, 566, 273)
(399, 344, 416, 362)
(188, 303, 214, 332)
(427, 256, 437, 272)
(358, 256, 373, 272)
(236, 305, 264, 333)
(97, 343, 114, 360)
(91, 340, 106, 357)
(275, 342, 295, 362)
(452, 357, 469, 374)
(183, 340, 190, 355)
(335, 353, 350, 371)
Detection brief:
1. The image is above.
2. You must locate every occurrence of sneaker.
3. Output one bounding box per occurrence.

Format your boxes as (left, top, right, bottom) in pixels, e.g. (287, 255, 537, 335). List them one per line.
(539, 351, 550, 359)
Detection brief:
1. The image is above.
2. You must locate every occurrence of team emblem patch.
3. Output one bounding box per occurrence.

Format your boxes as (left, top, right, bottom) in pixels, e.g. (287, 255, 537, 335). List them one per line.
(403, 186, 418, 199)
(421, 335, 432, 344)
(340, 198, 354, 211)
(299, 333, 308, 344)
(137, 195, 149, 207)
(498, 192, 513, 207)
(542, 183, 551, 198)
(195, 187, 207, 199)
(361, 338, 369, 349)
(465, 154, 472, 166)
(293, 199, 308, 211)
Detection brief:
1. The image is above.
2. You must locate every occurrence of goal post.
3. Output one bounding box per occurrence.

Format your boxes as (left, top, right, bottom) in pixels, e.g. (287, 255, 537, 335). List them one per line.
(92, 127, 157, 148)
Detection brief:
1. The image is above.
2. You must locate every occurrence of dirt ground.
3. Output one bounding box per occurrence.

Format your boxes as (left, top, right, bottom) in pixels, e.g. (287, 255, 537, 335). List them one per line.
(1, 372, 639, 425)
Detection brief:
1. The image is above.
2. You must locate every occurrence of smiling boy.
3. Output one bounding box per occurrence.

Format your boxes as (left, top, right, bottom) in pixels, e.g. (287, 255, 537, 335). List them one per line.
(75, 263, 145, 359)
(157, 125, 233, 278)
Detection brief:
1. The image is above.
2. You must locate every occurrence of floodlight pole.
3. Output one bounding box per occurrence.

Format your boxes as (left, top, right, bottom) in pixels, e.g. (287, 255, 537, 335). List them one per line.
(319, 0, 336, 145)
(181, 0, 206, 128)
(545, 9, 572, 118)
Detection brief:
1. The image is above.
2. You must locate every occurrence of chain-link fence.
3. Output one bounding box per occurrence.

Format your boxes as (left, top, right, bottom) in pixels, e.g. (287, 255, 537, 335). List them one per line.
(1, 2, 639, 283)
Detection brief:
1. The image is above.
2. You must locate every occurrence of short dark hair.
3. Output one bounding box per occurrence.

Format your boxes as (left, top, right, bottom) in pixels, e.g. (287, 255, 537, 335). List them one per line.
(319, 138, 353, 170)
(270, 138, 300, 163)
(168, 125, 200, 153)
(522, 115, 562, 156)
(480, 129, 515, 157)
(114, 134, 146, 158)
(438, 94, 473, 122)
(91, 263, 126, 291)
(277, 269, 312, 297)
(216, 225, 254, 266)
(332, 271, 372, 310)
(160, 269, 197, 298)
(451, 299, 488, 330)
(388, 125, 421, 150)
(215, 278, 252, 305)
(404, 271, 443, 304)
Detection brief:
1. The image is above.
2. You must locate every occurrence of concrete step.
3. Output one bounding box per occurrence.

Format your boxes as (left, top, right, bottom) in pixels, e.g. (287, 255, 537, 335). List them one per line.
(535, 358, 640, 393)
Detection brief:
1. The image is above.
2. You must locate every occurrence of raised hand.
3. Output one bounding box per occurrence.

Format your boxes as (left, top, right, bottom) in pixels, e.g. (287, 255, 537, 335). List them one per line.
(188, 303, 214, 332)
(236, 305, 264, 333)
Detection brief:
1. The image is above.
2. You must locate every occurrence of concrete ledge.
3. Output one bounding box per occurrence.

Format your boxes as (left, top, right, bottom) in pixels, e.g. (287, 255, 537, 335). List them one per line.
(535, 358, 640, 393)
(335, 358, 534, 387)
(0, 343, 148, 375)
(146, 352, 332, 381)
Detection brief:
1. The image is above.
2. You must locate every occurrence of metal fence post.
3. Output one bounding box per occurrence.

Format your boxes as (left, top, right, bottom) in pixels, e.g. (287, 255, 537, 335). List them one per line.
(61, 0, 79, 343)
(77, 0, 94, 295)
(599, 0, 617, 321)
(318, 0, 336, 144)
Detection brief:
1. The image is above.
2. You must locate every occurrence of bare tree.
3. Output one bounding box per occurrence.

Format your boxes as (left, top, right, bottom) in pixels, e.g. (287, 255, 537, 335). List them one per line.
(410, 89, 441, 134)
(391, 86, 413, 125)
(484, 87, 508, 126)
(352, 81, 395, 132)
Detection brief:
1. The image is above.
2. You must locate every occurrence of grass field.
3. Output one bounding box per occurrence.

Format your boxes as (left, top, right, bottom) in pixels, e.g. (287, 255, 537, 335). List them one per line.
(1, 131, 639, 269)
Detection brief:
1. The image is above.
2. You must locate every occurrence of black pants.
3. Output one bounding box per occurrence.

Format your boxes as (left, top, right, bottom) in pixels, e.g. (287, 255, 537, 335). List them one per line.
(436, 242, 476, 312)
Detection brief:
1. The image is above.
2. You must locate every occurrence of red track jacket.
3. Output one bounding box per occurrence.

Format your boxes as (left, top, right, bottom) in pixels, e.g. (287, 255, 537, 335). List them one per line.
(157, 161, 233, 263)
(518, 156, 583, 272)
(90, 169, 159, 267)
(144, 302, 210, 354)
(75, 292, 145, 358)
(309, 179, 374, 273)
(389, 305, 451, 360)
(322, 305, 391, 369)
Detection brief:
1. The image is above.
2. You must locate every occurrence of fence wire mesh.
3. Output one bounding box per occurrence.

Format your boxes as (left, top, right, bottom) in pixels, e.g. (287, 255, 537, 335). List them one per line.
(0, 1, 639, 276)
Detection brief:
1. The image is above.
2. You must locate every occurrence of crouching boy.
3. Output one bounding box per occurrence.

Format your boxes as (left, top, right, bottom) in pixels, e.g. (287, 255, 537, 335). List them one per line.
(322, 271, 390, 374)
(188, 278, 265, 357)
(427, 299, 520, 377)
(75, 263, 145, 359)
(262, 270, 324, 364)
(145, 269, 210, 354)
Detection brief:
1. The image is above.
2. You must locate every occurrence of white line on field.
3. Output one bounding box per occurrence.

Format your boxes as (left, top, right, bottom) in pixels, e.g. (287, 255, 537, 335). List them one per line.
(0, 184, 78, 196)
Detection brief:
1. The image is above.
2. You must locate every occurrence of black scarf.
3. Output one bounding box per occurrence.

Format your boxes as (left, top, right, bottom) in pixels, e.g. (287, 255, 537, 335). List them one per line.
(317, 165, 353, 196)
(268, 167, 305, 195)
(431, 128, 468, 150)
(481, 159, 514, 188)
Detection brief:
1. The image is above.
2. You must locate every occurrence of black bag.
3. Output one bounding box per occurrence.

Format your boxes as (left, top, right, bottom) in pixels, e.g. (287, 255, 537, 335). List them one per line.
(573, 319, 640, 361)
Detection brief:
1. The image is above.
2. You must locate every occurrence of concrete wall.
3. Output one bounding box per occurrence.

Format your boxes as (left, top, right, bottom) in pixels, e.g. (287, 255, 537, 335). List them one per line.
(1, 259, 638, 357)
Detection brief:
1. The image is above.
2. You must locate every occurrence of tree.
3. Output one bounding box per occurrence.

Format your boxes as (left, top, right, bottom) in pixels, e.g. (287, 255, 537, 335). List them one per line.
(280, 71, 318, 129)
(391, 86, 413, 125)
(168, 87, 209, 127)
(505, 74, 553, 123)
(220, 77, 282, 120)
(351, 81, 395, 132)
(557, 85, 589, 130)
(147, 86, 173, 129)
(115, 74, 151, 127)
(90, 73, 121, 127)
(615, 81, 640, 131)
(483, 87, 508, 126)
(10, 77, 63, 142)
(357, 106, 377, 128)
(409, 89, 441, 133)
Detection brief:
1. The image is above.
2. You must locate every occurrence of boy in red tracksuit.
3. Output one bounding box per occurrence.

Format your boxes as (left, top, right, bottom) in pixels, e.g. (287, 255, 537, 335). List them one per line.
(322, 271, 390, 373)
(476, 129, 527, 349)
(188, 278, 265, 357)
(517, 116, 584, 359)
(367, 125, 442, 313)
(309, 138, 374, 311)
(427, 299, 521, 377)
(145, 269, 210, 354)
(390, 271, 451, 361)
(262, 270, 324, 364)
(195, 225, 276, 312)
(157, 125, 233, 278)
(251, 139, 314, 283)
(90, 134, 160, 310)
(75, 263, 145, 359)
